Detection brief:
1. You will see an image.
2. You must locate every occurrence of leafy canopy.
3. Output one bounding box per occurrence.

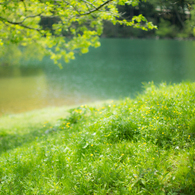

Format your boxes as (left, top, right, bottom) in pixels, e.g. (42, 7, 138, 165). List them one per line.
(0, 0, 156, 66)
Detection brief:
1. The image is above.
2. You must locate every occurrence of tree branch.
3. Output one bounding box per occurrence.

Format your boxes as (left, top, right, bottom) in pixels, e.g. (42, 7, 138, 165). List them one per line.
(174, 5, 184, 28)
(21, 12, 43, 23)
(80, 0, 113, 15)
(0, 16, 41, 31)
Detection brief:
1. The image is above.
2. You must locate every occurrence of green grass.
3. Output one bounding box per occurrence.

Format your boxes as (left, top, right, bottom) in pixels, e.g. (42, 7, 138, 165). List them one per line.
(0, 82, 195, 195)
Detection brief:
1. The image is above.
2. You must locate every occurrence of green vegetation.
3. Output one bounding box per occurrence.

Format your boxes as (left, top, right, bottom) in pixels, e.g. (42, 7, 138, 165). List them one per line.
(103, 1, 195, 39)
(0, 0, 156, 67)
(0, 82, 195, 194)
(1, 1, 195, 67)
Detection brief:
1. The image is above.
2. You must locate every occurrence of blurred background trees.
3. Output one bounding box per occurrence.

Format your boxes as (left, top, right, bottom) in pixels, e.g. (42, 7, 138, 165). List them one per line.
(102, 0, 195, 39)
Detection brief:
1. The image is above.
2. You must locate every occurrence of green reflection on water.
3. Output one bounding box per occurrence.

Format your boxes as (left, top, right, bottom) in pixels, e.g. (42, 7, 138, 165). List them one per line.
(0, 39, 195, 115)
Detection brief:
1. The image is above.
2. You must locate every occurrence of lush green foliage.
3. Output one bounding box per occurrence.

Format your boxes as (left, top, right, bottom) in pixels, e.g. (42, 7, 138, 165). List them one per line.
(0, 82, 195, 194)
(0, 0, 156, 67)
(102, 0, 195, 39)
(153, 0, 195, 38)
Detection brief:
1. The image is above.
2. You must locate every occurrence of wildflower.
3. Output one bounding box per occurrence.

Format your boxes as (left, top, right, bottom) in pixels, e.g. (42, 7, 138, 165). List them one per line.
(91, 144, 93, 147)
(133, 174, 138, 178)
(90, 154, 93, 156)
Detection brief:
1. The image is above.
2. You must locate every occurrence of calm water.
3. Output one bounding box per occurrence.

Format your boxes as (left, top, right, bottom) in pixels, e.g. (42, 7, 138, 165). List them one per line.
(0, 39, 195, 115)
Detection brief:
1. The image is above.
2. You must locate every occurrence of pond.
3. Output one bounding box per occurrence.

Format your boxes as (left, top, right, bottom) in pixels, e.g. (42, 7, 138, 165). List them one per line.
(0, 38, 195, 116)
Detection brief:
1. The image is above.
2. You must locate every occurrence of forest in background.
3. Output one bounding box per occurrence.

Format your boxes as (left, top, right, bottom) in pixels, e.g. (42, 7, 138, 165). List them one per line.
(102, 0, 195, 39)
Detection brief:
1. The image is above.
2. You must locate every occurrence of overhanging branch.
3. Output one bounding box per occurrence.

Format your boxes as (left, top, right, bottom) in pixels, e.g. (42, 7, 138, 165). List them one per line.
(0, 0, 114, 32)
(0, 16, 41, 31)
(80, 0, 113, 15)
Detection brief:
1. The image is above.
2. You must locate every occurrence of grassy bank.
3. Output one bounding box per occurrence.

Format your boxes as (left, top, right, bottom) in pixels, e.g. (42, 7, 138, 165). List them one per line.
(0, 82, 195, 195)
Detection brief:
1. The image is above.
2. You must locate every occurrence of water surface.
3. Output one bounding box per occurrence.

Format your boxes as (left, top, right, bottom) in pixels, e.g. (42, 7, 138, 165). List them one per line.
(0, 39, 195, 115)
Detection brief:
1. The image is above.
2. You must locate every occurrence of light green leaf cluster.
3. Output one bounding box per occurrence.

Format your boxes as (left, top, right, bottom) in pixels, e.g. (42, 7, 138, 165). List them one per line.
(0, 0, 157, 66)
